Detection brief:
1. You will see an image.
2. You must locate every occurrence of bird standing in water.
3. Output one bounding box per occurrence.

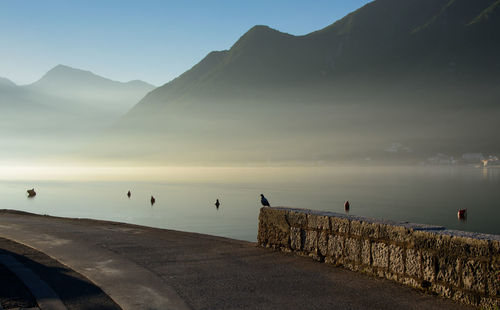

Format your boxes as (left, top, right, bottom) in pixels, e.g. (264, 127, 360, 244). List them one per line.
(150, 196, 156, 205)
(344, 200, 350, 211)
(215, 199, 220, 209)
(260, 194, 270, 207)
(127, 190, 131, 198)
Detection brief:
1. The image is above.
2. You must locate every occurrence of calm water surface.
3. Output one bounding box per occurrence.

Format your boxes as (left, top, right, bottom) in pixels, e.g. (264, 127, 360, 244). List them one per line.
(0, 166, 499, 241)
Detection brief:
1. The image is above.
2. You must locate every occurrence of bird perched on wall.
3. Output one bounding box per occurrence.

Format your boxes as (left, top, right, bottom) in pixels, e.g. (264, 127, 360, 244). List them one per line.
(151, 196, 156, 205)
(127, 190, 131, 198)
(260, 194, 270, 207)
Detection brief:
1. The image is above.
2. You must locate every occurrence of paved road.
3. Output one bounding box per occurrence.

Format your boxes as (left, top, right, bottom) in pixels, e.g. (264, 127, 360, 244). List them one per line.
(0, 210, 474, 310)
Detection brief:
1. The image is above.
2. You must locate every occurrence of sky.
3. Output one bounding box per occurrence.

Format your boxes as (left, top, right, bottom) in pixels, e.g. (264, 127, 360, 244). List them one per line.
(0, 0, 371, 86)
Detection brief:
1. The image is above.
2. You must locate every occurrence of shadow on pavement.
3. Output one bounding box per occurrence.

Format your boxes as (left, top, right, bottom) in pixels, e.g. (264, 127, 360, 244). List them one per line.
(0, 238, 121, 310)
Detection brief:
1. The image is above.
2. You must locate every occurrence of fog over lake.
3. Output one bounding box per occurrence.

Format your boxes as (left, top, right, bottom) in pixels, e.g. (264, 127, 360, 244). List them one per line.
(2, 166, 498, 242)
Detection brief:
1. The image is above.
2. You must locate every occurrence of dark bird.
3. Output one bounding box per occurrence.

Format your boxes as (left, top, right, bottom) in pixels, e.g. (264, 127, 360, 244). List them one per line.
(127, 190, 131, 198)
(150, 196, 156, 205)
(344, 200, 350, 210)
(215, 199, 220, 208)
(457, 209, 467, 219)
(260, 194, 270, 207)
(27, 188, 36, 197)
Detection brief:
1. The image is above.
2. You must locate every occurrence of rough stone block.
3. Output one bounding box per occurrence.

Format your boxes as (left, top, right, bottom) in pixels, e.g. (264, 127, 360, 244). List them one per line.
(375, 268, 386, 278)
(422, 251, 435, 282)
(386, 271, 398, 281)
(378, 224, 411, 243)
(405, 248, 421, 278)
(452, 290, 480, 306)
(462, 259, 486, 293)
(258, 208, 290, 247)
(290, 227, 302, 251)
(307, 214, 330, 230)
(486, 259, 499, 297)
(400, 277, 420, 289)
(259, 207, 289, 230)
(318, 231, 329, 256)
(362, 222, 379, 239)
(327, 234, 344, 261)
(344, 261, 360, 272)
(286, 211, 308, 229)
(492, 240, 500, 255)
(431, 283, 452, 298)
(350, 221, 377, 238)
(331, 217, 349, 235)
(257, 222, 268, 245)
(434, 234, 452, 254)
(372, 242, 389, 269)
(479, 296, 499, 309)
(412, 230, 437, 250)
(361, 239, 371, 266)
(345, 237, 361, 263)
(447, 236, 490, 257)
(266, 226, 290, 248)
(436, 256, 461, 288)
(303, 230, 317, 253)
(389, 244, 404, 274)
(350, 220, 363, 236)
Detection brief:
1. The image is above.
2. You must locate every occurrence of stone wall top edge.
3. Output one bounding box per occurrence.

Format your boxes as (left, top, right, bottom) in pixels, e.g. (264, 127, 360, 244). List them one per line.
(268, 207, 500, 241)
(436, 229, 500, 242)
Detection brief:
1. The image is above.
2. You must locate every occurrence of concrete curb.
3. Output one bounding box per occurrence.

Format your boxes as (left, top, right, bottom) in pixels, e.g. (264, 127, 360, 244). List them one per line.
(0, 254, 67, 310)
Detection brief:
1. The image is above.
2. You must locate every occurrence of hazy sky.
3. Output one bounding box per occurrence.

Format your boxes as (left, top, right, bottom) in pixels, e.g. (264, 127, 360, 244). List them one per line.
(0, 0, 371, 86)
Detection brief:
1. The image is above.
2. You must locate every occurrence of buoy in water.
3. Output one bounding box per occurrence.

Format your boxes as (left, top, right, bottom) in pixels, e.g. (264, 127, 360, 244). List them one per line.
(215, 199, 220, 208)
(127, 190, 131, 198)
(27, 188, 36, 197)
(344, 200, 350, 211)
(457, 209, 467, 219)
(151, 196, 156, 205)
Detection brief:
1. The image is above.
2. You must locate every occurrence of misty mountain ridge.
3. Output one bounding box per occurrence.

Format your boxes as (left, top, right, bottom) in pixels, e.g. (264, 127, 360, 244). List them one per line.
(0, 77, 16, 87)
(0, 65, 155, 160)
(27, 64, 155, 113)
(105, 0, 500, 165)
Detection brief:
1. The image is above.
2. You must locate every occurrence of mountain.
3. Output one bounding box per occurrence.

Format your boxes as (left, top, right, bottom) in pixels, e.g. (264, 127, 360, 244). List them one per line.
(0, 65, 155, 160)
(28, 65, 155, 115)
(89, 0, 500, 163)
(130, 0, 499, 108)
(0, 77, 16, 87)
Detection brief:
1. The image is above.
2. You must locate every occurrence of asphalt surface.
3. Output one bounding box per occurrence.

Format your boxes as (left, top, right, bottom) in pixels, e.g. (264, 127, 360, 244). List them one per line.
(0, 210, 475, 310)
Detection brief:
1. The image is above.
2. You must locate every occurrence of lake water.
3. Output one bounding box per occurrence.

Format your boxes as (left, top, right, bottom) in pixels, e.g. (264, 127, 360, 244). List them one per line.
(0, 166, 499, 241)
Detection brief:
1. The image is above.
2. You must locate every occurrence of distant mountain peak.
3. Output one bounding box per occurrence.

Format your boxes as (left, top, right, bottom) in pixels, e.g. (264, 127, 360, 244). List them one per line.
(32, 64, 154, 89)
(236, 24, 293, 41)
(0, 77, 16, 87)
(126, 79, 156, 88)
(36, 64, 101, 84)
(229, 24, 295, 56)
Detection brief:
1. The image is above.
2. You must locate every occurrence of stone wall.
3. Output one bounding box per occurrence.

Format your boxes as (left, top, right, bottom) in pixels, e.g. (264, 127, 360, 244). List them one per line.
(258, 207, 500, 309)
